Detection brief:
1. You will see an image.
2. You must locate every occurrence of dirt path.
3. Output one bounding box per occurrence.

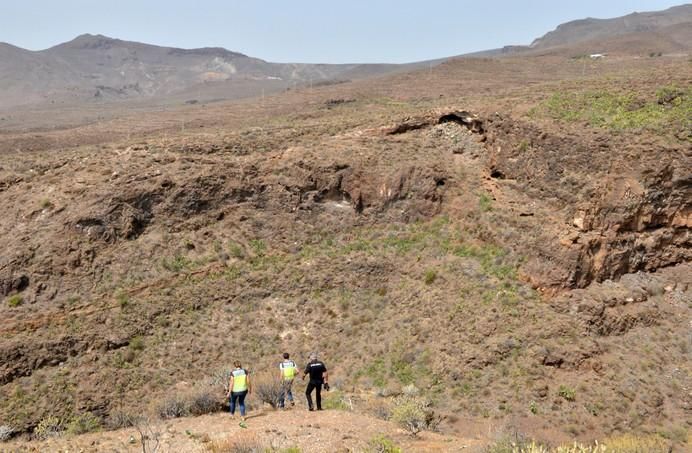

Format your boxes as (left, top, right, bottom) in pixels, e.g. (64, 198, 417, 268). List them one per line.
(6, 409, 484, 452)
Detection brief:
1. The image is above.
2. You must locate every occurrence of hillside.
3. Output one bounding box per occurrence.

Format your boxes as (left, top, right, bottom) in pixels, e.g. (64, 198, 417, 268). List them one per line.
(0, 45, 690, 452)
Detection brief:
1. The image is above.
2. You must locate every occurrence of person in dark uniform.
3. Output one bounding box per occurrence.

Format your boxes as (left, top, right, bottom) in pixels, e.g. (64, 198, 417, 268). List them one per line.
(302, 352, 329, 411)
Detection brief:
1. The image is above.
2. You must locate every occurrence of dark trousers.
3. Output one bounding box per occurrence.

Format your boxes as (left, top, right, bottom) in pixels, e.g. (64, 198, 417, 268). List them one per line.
(229, 390, 247, 416)
(306, 381, 322, 410)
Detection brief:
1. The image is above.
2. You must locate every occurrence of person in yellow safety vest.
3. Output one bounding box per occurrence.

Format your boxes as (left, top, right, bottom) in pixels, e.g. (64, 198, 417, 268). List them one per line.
(278, 352, 298, 409)
(226, 360, 251, 421)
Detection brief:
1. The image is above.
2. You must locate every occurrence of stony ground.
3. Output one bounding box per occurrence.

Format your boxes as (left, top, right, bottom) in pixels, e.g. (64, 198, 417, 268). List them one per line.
(4, 408, 483, 453)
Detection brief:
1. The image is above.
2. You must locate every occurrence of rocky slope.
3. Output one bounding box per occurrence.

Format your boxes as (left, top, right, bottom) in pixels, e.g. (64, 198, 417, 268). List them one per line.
(0, 47, 690, 449)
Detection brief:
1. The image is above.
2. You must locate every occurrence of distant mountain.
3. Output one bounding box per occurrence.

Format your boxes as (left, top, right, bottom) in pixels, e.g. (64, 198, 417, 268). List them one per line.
(530, 4, 692, 50)
(1, 4, 690, 110)
(0, 34, 411, 109)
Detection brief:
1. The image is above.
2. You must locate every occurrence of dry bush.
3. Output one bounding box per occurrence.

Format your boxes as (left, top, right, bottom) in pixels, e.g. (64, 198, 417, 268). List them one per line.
(390, 395, 440, 436)
(66, 412, 101, 435)
(130, 416, 161, 453)
(252, 373, 283, 409)
(368, 434, 402, 453)
(105, 411, 140, 430)
(157, 395, 189, 419)
(207, 433, 269, 453)
(188, 389, 223, 415)
(0, 425, 14, 442)
(33, 415, 64, 440)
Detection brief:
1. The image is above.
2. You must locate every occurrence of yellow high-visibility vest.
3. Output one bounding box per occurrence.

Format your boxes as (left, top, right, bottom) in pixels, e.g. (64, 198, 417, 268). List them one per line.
(280, 360, 297, 380)
(232, 368, 248, 392)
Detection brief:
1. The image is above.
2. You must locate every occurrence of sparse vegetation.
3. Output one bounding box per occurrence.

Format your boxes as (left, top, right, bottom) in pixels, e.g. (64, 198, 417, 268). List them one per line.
(485, 433, 672, 452)
(129, 336, 145, 351)
(479, 192, 493, 212)
(207, 433, 269, 453)
(390, 395, 440, 436)
(5, 294, 22, 307)
(161, 254, 192, 272)
(66, 412, 101, 435)
(253, 374, 283, 409)
(157, 395, 190, 419)
(116, 290, 130, 308)
(368, 435, 402, 453)
(33, 415, 63, 440)
(558, 385, 576, 402)
(423, 269, 437, 285)
(534, 86, 691, 138)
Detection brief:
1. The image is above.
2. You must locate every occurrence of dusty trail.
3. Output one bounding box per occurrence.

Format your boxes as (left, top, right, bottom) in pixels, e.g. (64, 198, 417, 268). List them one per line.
(8, 409, 484, 452)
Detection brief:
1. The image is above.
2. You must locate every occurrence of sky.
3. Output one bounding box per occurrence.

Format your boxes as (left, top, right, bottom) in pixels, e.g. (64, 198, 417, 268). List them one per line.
(0, 1, 686, 63)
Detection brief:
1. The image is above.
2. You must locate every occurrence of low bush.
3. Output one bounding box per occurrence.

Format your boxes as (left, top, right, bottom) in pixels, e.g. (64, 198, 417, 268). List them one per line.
(484, 434, 672, 452)
(156, 387, 223, 419)
(322, 390, 351, 411)
(188, 390, 223, 416)
(105, 411, 140, 430)
(558, 385, 576, 402)
(390, 395, 440, 436)
(157, 395, 190, 419)
(602, 433, 670, 453)
(368, 435, 402, 453)
(66, 412, 101, 435)
(6, 294, 22, 308)
(207, 433, 269, 453)
(33, 415, 63, 440)
(424, 269, 437, 285)
(253, 374, 284, 409)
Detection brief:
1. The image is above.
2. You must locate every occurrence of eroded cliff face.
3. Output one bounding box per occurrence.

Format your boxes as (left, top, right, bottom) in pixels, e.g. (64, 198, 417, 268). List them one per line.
(480, 114, 690, 289)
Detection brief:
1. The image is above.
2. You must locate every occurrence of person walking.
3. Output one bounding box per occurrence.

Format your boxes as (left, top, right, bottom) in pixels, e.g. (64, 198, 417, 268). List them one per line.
(302, 353, 329, 411)
(227, 361, 251, 422)
(278, 352, 298, 409)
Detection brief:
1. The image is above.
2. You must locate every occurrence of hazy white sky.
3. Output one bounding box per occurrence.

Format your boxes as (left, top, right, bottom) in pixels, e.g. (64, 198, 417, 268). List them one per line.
(1, 1, 686, 63)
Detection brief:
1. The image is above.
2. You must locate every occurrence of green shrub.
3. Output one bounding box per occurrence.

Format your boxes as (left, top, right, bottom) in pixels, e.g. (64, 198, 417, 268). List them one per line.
(66, 412, 101, 435)
(322, 390, 351, 411)
(228, 242, 245, 259)
(479, 193, 493, 212)
(424, 269, 437, 285)
(161, 254, 192, 272)
(535, 86, 690, 136)
(116, 290, 130, 308)
(129, 336, 145, 351)
(249, 239, 266, 256)
(368, 435, 402, 453)
(558, 385, 576, 401)
(6, 294, 22, 307)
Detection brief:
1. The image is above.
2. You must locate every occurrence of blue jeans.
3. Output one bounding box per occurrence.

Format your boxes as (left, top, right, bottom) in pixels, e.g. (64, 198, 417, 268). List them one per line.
(229, 390, 247, 416)
(279, 380, 294, 408)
